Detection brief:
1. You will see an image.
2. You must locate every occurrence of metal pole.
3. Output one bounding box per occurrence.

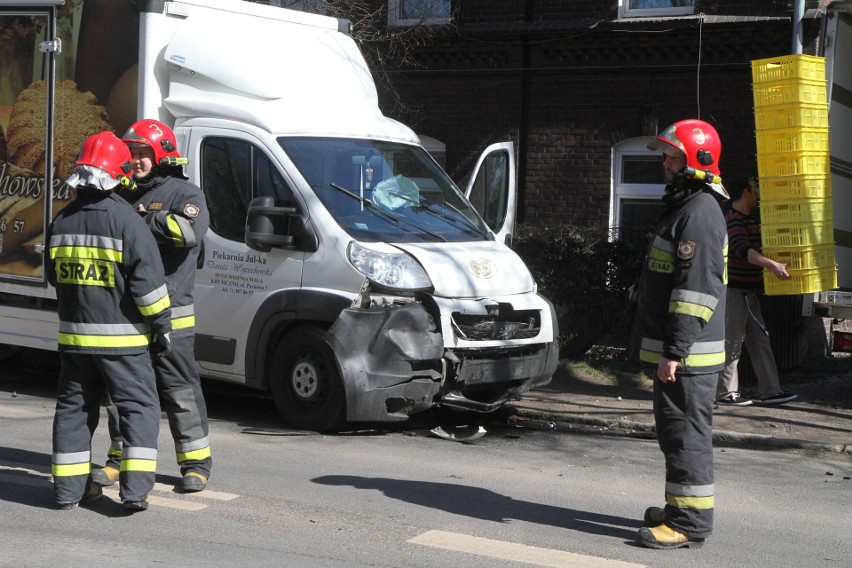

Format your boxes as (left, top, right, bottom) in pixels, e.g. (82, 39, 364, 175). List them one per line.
(792, 0, 805, 54)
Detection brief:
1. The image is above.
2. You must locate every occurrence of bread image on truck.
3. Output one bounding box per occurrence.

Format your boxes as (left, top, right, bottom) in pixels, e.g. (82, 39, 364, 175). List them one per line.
(0, 0, 558, 432)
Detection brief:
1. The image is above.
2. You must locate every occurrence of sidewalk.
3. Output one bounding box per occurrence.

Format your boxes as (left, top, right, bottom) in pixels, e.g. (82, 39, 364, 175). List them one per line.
(508, 362, 852, 455)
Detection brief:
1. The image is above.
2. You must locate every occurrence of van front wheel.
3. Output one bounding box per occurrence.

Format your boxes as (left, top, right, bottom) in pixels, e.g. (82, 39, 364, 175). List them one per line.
(270, 326, 346, 432)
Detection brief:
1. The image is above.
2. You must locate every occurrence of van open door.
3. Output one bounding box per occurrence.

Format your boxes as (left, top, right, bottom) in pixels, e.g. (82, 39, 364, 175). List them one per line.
(465, 142, 516, 246)
(0, 2, 62, 287)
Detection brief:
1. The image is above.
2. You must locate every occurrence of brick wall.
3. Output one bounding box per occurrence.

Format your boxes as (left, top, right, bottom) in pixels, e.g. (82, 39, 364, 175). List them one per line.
(369, 0, 820, 227)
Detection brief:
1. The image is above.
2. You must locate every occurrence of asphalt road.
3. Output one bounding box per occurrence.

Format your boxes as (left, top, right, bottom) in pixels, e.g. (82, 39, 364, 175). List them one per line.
(1, 355, 850, 568)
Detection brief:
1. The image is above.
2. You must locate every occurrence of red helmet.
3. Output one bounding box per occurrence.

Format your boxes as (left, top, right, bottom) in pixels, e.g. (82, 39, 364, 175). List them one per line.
(122, 119, 181, 166)
(647, 119, 722, 176)
(76, 131, 134, 181)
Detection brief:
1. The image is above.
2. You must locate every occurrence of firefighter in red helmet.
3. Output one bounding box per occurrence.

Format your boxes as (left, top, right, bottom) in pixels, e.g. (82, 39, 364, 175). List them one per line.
(48, 131, 171, 511)
(91, 119, 212, 493)
(632, 119, 729, 549)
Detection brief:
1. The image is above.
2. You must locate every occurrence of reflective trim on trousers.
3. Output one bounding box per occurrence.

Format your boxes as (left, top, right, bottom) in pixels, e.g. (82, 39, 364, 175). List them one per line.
(52, 450, 91, 478)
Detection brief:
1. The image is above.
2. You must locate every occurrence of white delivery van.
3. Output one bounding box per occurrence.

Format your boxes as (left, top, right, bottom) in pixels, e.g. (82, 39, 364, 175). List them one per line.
(0, 0, 558, 431)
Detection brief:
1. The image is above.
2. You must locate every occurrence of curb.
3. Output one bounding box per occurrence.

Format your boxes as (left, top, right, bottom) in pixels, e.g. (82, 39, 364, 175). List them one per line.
(509, 408, 852, 455)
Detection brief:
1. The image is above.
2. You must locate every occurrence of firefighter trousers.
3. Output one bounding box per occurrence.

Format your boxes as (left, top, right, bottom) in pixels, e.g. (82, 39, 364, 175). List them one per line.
(104, 333, 211, 477)
(652, 370, 716, 539)
(53, 352, 159, 505)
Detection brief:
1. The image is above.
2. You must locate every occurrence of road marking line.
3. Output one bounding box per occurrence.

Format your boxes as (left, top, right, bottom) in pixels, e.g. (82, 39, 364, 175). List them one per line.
(102, 487, 207, 511)
(151, 482, 240, 501)
(409, 530, 645, 568)
(0, 464, 50, 477)
(0, 471, 50, 487)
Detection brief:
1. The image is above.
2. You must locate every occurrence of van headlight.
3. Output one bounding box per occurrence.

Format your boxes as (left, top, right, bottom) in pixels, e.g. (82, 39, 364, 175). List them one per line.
(348, 242, 432, 292)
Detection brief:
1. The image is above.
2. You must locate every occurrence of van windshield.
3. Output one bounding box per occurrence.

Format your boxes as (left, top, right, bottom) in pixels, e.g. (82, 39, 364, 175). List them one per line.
(278, 137, 491, 243)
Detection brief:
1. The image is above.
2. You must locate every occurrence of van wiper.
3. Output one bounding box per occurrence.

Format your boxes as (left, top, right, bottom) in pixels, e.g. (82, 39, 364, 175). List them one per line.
(384, 190, 491, 240)
(328, 183, 446, 242)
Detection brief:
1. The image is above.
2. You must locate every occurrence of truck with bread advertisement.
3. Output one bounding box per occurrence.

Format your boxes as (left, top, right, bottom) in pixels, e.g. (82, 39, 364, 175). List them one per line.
(0, 0, 558, 432)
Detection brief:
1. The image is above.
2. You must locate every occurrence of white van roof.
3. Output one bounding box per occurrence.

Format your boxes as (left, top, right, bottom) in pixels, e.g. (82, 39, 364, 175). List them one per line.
(158, 0, 418, 142)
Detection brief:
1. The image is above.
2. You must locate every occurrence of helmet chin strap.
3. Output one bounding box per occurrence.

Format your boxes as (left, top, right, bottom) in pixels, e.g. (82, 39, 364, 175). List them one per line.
(679, 166, 722, 185)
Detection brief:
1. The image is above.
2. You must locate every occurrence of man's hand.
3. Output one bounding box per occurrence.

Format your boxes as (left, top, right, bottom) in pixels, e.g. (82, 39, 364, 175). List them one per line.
(150, 331, 171, 359)
(657, 357, 679, 383)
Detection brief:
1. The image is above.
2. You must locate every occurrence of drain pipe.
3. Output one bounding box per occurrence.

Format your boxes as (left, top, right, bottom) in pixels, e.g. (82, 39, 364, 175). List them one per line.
(792, 0, 804, 54)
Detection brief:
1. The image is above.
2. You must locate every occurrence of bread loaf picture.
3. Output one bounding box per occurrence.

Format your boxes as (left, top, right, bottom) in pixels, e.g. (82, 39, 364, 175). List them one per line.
(0, 5, 132, 277)
(6, 79, 113, 180)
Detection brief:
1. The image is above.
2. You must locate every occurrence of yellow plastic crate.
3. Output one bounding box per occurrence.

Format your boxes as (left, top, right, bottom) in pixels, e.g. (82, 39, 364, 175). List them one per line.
(762, 243, 836, 271)
(753, 79, 827, 107)
(761, 221, 833, 248)
(751, 54, 826, 84)
(757, 150, 829, 177)
(759, 174, 831, 200)
(759, 197, 832, 225)
(755, 127, 829, 154)
(764, 266, 837, 296)
(754, 103, 828, 130)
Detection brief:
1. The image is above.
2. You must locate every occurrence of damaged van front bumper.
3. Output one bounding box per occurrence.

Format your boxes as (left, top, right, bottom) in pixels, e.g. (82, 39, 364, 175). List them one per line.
(325, 296, 559, 423)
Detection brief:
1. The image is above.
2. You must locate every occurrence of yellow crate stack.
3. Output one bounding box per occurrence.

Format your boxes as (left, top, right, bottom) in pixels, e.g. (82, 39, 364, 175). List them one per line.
(751, 54, 837, 295)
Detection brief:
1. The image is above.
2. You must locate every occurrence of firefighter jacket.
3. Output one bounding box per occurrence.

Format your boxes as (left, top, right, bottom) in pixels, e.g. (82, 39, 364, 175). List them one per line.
(634, 184, 728, 375)
(46, 189, 171, 354)
(119, 173, 209, 336)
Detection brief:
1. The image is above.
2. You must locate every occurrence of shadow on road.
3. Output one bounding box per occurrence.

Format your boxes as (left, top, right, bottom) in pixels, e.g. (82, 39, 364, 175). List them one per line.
(312, 474, 641, 540)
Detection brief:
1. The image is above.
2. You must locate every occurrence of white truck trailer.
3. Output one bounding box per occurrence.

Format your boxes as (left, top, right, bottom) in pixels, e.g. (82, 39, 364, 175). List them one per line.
(0, 0, 558, 431)
(802, 2, 852, 344)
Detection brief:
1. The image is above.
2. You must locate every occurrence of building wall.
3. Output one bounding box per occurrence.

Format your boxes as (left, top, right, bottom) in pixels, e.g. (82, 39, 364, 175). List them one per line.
(371, 0, 821, 227)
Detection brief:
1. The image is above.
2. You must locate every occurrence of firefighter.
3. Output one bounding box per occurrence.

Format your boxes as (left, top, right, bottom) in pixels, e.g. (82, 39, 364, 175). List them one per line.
(632, 119, 729, 549)
(91, 119, 212, 493)
(49, 131, 171, 511)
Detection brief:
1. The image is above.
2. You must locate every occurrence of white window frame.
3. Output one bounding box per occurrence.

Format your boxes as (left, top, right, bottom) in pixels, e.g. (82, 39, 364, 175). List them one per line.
(610, 136, 663, 228)
(388, 0, 451, 28)
(619, 0, 695, 19)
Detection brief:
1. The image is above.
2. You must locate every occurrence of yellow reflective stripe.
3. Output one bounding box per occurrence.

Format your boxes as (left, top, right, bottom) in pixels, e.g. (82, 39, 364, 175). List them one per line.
(107, 444, 123, 459)
(647, 247, 674, 274)
(121, 459, 157, 473)
(50, 246, 123, 263)
(683, 351, 725, 367)
(52, 462, 91, 477)
(639, 348, 724, 368)
(723, 243, 729, 285)
(138, 295, 171, 317)
(58, 332, 150, 348)
(166, 214, 186, 247)
(172, 315, 196, 330)
(177, 447, 211, 463)
(669, 301, 714, 322)
(639, 349, 663, 365)
(667, 494, 715, 510)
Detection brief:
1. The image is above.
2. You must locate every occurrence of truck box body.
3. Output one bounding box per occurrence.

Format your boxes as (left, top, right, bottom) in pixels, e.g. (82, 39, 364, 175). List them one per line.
(0, 0, 558, 431)
(805, 3, 852, 320)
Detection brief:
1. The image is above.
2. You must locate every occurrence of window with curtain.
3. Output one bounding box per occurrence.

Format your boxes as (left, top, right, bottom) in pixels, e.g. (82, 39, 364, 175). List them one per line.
(388, 0, 451, 27)
(621, 0, 694, 18)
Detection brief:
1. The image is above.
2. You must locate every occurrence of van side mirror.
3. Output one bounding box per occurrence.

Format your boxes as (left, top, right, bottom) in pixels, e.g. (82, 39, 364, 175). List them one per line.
(245, 196, 317, 253)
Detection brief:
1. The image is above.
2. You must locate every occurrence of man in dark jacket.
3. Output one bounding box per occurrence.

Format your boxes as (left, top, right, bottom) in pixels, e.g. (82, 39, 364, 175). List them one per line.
(633, 119, 729, 549)
(48, 131, 171, 511)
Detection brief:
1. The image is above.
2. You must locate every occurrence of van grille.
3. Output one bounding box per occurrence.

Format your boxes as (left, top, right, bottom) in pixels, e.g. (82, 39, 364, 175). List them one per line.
(451, 309, 540, 341)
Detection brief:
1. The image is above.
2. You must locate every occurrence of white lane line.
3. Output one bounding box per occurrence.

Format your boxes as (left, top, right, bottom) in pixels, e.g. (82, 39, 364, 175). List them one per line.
(0, 464, 51, 478)
(103, 487, 207, 511)
(150, 482, 240, 501)
(0, 471, 51, 488)
(409, 530, 645, 568)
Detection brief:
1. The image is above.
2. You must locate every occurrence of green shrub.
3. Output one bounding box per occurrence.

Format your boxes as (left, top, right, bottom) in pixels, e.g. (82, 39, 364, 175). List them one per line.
(513, 225, 647, 359)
